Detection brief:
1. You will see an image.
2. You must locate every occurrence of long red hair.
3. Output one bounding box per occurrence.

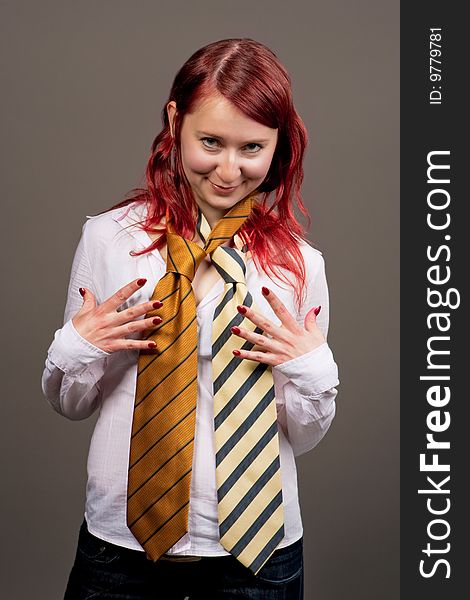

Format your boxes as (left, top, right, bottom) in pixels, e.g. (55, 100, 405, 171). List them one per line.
(103, 38, 312, 311)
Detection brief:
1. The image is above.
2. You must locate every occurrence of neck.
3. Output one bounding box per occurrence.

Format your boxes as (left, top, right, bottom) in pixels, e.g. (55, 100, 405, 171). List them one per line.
(199, 205, 228, 230)
(197, 192, 255, 229)
(193, 196, 255, 247)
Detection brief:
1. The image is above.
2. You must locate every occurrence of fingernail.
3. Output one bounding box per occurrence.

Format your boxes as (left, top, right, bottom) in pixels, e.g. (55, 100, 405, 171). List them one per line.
(237, 305, 247, 314)
(137, 278, 147, 287)
(314, 305, 322, 316)
(262, 287, 270, 296)
(305, 307, 316, 320)
(233, 349, 241, 356)
(152, 317, 162, 325)
(153, 301, 163, 309)
(231, 326, 241, 335)
(79, 287, 86, 297)
(148, 341, 157, 349)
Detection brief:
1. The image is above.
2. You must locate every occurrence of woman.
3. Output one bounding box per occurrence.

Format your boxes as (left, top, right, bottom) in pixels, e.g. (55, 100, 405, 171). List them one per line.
(42, 38, 340, 599)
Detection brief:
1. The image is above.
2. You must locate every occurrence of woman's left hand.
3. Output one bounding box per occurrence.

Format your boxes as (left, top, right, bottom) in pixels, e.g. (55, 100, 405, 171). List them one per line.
(232, 287, 326, 367)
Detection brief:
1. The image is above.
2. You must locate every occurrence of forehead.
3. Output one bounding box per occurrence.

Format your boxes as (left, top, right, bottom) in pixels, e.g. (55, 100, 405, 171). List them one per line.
(184, 93, 277, 140)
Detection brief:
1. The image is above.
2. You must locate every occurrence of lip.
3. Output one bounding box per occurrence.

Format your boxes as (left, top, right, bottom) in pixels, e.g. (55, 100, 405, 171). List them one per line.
(209, 179, 239, 194)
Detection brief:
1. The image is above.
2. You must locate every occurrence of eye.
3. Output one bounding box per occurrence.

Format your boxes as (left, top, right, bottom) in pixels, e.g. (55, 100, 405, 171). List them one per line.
(200, 137, 263, 153)
(201, 137, 219, 149)
(244, 143, 263, 153)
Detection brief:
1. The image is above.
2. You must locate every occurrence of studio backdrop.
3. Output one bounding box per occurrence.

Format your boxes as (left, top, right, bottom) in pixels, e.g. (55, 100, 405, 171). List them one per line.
(0, 1, 399, 598)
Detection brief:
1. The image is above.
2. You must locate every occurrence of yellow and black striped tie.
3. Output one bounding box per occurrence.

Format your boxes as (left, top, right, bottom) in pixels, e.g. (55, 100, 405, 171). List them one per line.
(127, 195, 279, 566)
(198, 210, 285, 575)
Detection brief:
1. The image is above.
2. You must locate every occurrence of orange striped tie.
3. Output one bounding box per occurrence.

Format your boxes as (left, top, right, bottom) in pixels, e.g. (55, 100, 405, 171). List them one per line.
(127, 195, 255, 561)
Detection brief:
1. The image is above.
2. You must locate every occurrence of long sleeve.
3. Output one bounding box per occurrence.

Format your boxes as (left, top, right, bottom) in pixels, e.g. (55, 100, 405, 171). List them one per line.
(272, 246, 340, 458)
(39, 201, 335, 553)
(41, 221, 110, 420)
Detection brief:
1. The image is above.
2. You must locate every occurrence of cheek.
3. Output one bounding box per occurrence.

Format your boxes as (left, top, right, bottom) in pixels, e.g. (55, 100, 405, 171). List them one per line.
(244, 155, 274, 180)
(182, 146, 215, 175)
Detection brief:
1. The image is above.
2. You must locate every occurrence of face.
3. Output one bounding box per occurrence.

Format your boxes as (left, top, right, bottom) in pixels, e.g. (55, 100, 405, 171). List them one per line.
(167, 93, 278, 227)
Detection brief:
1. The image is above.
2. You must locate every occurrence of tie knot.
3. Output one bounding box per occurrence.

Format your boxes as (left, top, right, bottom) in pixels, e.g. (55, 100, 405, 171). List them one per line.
(164, 195, 255, 283)
(210, 246, 247, 284)
(165, 233, 207, 282)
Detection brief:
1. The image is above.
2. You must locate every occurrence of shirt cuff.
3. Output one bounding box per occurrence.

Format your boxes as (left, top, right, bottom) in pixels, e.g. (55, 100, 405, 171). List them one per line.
(273, 342, 339, 397)
(47, 319, 111, 375)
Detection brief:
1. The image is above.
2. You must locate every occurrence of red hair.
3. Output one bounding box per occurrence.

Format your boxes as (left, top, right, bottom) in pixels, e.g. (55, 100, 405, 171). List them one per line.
(104, 38, 312, 311)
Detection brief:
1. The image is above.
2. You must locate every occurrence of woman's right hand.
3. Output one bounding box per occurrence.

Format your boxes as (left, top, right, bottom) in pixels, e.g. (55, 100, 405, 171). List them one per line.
(72, 278, 162, 353)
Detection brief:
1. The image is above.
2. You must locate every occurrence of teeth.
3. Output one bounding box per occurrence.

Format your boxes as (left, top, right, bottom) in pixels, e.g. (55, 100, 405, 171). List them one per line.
(213, 182, 234, 190)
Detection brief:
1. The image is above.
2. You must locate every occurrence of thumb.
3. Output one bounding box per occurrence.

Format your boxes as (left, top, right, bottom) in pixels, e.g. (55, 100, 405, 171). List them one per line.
(78, 287, 97, 311)
(304, 305, 321, 332)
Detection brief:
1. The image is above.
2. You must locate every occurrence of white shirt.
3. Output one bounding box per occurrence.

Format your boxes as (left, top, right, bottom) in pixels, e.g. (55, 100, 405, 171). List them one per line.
(41, 201, 340, 556)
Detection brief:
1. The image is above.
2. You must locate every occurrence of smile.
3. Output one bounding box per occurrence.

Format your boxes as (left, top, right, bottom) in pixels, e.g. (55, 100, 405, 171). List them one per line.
(209, 180, 239, 193)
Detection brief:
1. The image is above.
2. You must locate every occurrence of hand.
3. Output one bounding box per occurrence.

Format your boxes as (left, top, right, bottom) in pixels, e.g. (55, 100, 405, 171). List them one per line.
(231, 287, 326, 367)
(72, 278, 163, 353)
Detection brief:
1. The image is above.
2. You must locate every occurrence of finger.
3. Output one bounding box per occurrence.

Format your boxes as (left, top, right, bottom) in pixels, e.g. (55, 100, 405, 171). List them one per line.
(100, 278, 149, 313)
(231, 325, 284, 355)
(304, 305, 321, 332)
(261, 287, 303, 333)
(105, 337, 159, 353)
(113, 298, 164, 327)
(78, 287, 97, 311)
(232, 347, 278, 367)
(236, 304, 292, 344)
(112, 314, 163, 339)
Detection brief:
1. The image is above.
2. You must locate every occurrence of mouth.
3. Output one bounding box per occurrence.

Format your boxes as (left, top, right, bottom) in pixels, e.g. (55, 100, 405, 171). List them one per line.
(208, 179, 239, 192)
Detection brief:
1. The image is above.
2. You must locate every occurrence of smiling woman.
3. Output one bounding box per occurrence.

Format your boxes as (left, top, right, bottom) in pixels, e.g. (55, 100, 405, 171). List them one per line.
(165, 95, 279, 226)
(41, 37, 340, 600)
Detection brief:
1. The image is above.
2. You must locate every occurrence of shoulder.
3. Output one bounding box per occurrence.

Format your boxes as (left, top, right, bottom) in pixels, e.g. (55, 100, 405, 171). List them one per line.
(82, 203, 134, 233)
(297, 238, 326, 274)
(268, 238, 326, 295)
(80, 202, 147, 249)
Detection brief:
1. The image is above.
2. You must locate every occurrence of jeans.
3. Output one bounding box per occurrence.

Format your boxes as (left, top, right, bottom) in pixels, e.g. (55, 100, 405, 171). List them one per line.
(64, 520, 303, 599)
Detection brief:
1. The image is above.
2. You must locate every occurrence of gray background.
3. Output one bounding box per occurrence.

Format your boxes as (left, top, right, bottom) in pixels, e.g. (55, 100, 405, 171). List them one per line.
(1, 1, 399, 598)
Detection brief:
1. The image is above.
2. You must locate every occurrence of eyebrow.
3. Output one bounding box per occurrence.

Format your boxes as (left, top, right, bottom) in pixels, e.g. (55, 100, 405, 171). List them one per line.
(196, 131, 272, 144)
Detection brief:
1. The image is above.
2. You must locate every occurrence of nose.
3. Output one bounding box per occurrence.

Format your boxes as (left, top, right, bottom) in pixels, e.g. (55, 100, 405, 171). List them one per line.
(214, 151, 242, 186)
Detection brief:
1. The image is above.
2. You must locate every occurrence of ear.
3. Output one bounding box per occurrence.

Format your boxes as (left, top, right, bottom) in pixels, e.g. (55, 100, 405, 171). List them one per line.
(166, 101, 177, 137)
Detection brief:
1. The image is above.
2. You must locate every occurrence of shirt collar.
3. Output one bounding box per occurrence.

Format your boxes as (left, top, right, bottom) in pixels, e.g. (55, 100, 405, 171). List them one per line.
(109, 200, 250, 257)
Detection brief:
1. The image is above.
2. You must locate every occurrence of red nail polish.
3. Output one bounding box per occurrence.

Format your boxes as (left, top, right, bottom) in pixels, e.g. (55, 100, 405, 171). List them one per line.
(79, 287, 86, 297)
(314, 305, 322, 316)
(262, 287, 270, 296)
(137, 278, 147, 287)
(152, 317, 162, 325)
(231, 326, 241, 335)
(233, 349, 241, 356)
(237, 305, 247, 314)
(148, 341, 157, 349)
(153, 301, 163, 309)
